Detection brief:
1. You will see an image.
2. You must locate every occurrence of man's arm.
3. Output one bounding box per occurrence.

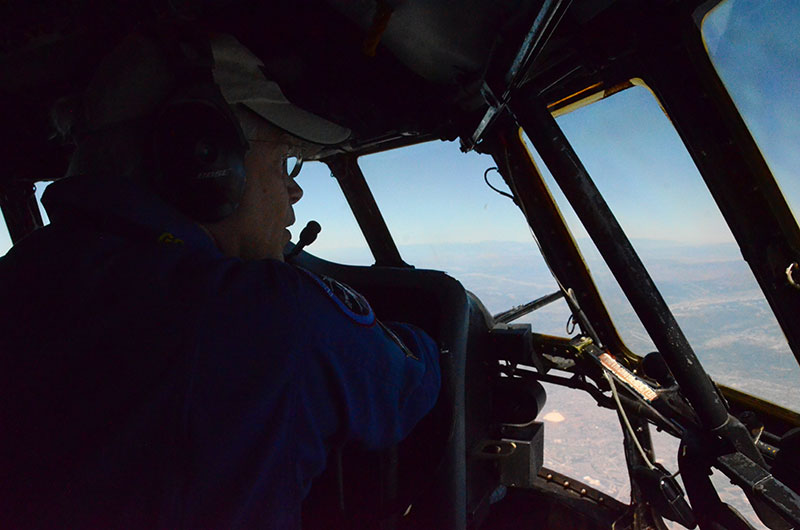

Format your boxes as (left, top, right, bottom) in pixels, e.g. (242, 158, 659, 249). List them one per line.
(296, 314, 441, 451)
(182, 261, 440, 525)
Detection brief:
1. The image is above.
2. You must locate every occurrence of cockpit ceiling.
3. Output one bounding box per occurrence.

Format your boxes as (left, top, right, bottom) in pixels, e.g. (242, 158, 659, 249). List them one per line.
(233, 0, 548, 146)
(326, 0, 537, 86)
(0, 0, 537, 158)
(0, 0, 704, 178)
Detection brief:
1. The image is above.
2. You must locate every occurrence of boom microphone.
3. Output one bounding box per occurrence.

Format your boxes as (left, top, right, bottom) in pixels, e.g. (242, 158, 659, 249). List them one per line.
(285, 220, 321, 261)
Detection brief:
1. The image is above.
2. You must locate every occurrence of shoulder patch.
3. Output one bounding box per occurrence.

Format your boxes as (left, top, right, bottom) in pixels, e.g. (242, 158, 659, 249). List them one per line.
(299, 268, 375, 326)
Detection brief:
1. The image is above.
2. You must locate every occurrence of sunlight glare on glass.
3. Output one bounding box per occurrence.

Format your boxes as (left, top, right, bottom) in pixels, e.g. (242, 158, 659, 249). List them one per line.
(702, 0, 800, 223)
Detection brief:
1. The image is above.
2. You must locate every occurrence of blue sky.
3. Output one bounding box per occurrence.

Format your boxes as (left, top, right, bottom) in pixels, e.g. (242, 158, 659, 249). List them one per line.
(703, 0, 800, 214)
(291, 82, 725, 264)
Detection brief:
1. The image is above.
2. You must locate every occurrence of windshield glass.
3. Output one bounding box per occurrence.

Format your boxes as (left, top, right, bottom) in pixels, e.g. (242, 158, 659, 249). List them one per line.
(0, 212, 11, 256)
(291, 161, 373, 264)
(0, 182, 50, 256)
(702, 0, 800, 223)
(359, 141, 574, 336)
(524, 84, 800, 412)
(35, 182, 51, 225)
(359, 140, 631, 499)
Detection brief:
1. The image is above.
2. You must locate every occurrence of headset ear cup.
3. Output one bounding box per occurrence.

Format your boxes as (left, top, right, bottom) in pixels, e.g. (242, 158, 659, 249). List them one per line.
(153, 101, 247, 222)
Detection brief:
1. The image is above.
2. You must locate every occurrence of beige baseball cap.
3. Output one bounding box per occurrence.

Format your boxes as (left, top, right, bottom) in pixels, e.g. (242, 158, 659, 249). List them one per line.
(211, 34, 351, 145)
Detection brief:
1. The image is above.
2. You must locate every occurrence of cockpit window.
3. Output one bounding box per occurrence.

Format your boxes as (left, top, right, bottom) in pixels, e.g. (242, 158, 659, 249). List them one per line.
(0, 181, 50, 255)
(35, 182, 51, 226)
(528, 84, 800, 412)
(0, 213, 11, 256)
(360, 141, 573, 331)
(702, 0, 800, 224)
(291, 161, 373, 265)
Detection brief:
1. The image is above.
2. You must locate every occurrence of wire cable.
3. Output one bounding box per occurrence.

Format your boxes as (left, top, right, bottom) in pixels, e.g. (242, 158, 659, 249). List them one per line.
(483, 167, 516, 200)
(494, 141, 604, 345)
(566, 314, 577, 335)
(605, 371, 656, 470)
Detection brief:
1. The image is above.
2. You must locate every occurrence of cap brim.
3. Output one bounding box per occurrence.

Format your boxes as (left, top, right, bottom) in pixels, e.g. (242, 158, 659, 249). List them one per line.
(243, 100, 351, 145)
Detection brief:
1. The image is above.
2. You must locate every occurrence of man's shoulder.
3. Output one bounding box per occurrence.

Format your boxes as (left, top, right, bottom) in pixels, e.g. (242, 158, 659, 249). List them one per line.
(197, 263, 380, 343)
(192, 260, 353, 335)
(200, 261, 373, 324)
(200, 258, 304, 298)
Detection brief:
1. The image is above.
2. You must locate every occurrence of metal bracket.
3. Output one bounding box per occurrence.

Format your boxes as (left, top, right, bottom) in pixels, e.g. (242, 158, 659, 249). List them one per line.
(461, 84, 505, 152)
(473, 422, 544, 488)
(493, 289, 564, 324)
(716, 452, 800, 528)
(786, 262, 800, 290)
(460, 0, 572, 152)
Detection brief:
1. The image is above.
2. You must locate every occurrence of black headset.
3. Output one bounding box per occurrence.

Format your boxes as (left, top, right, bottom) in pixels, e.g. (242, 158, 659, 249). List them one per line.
(150, 29, 250, 223)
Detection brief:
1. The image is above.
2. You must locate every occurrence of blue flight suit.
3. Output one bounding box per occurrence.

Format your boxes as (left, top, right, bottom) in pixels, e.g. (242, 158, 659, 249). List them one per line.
(0, 173, 440, 529)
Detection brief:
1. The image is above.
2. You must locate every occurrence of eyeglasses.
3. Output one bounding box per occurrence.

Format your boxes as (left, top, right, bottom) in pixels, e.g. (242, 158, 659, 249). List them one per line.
(284, 155, 303, 179)
(247, 139, 304, 179)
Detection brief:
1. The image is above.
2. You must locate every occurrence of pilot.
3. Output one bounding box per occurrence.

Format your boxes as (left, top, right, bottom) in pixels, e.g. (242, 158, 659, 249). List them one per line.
(0, 27, 440, 528)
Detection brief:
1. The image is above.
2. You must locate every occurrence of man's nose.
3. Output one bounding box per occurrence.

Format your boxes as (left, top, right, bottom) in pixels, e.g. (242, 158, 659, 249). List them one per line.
(288, 179, 303, 204)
